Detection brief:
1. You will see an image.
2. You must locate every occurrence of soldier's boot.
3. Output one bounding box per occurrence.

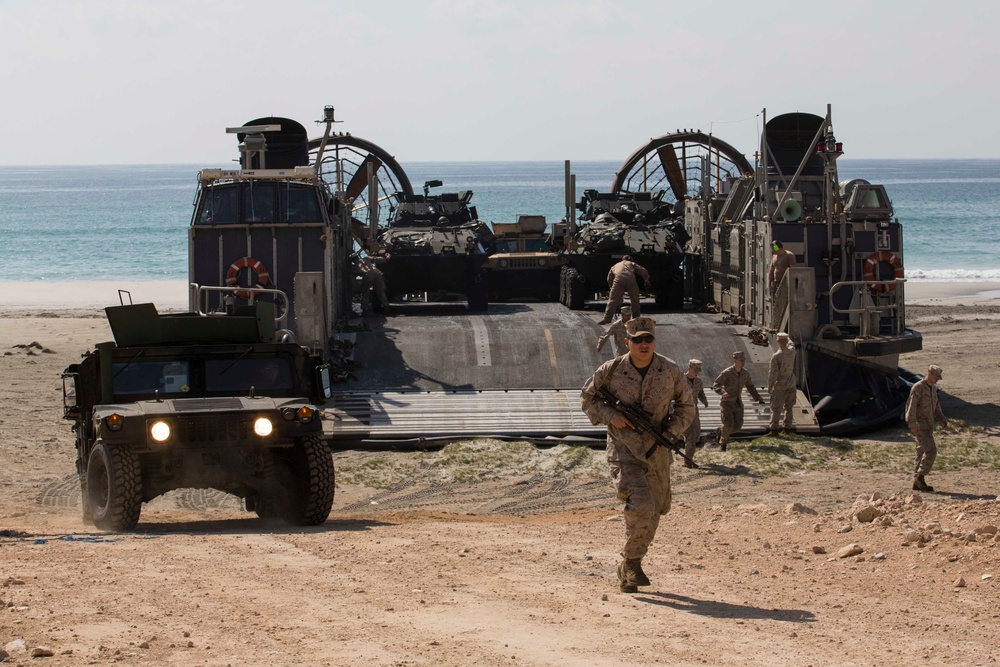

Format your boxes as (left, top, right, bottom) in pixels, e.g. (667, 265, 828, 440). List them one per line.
(913, 475, 934, 492)
(626, 558, 651, 587)
(617, 560, 638, 593)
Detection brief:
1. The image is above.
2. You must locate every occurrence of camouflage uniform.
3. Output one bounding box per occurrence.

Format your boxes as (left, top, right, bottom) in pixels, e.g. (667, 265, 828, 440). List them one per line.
(905, 367, 947, 487)
(581, 354, 694, 563)
(599, 259, 650, 323)
(683, 372, 709, 465)
(712, 360, 763, 448)
(767, 340, 797, 431)
(357, 256, 389, 313)
(596, 318, 628, 355)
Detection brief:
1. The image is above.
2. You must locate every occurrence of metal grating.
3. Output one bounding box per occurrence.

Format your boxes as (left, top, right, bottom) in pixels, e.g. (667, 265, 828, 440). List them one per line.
(170, 397, 245, 412)
(324, 388, 818, 442)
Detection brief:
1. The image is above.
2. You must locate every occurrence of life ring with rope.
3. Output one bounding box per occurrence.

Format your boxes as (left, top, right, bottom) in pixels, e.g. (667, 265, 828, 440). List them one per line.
(862, 251, 903, 292)
(225, 256, 270, 299)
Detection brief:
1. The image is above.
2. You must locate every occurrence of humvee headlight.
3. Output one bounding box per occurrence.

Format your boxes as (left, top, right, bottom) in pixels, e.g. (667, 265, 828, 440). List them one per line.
(281, 407, 315, 423)
(254, 417, 273, 437)
(150, 421, 171, 442)
(105, 413, 124, 431)
(499, 259, 508, 268)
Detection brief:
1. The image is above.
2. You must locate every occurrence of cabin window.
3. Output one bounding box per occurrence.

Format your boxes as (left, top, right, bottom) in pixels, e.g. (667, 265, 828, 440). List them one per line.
(197, 185, 238, 224)
(858, 188, 886, 209)
(243, 182, 276, 223)
(281, 185, 323, 223)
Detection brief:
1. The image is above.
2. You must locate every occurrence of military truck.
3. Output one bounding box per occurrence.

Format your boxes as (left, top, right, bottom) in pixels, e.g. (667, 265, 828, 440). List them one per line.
(486, 215, 565, 302)
(559, 190, 690, 310)
(61, 302, 335, 531)
(374, 181, 496, 311)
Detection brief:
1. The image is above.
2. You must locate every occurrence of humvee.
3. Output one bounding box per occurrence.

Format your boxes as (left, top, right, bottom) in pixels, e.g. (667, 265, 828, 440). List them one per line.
(62, 302, 335, 531)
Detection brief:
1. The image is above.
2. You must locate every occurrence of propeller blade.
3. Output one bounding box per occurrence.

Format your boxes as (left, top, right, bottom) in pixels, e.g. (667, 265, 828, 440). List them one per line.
(657, 145, 687, 200)
(344, 155, 384, 201)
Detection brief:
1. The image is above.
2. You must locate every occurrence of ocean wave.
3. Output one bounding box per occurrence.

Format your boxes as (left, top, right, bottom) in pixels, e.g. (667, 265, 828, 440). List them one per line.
(906, 268, 1000, 281)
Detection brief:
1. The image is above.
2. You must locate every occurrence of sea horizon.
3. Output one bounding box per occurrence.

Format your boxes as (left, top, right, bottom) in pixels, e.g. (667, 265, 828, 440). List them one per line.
(2, 159, 998, 283)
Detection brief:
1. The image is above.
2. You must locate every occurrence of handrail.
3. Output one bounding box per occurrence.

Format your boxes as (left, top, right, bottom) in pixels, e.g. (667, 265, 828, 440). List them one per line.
(189, 283, 289, 327)
(829, 279, 906, 336)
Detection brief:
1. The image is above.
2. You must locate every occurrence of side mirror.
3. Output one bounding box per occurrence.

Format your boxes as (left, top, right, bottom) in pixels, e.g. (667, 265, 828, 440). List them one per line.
(315, 365, 333, 402)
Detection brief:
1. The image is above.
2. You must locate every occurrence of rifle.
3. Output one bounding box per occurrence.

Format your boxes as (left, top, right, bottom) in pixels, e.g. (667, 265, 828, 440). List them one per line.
(595, 385, 699, 469)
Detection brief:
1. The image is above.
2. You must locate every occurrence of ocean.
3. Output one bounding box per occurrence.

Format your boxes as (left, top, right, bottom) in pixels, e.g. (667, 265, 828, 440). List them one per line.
(1, 159, 998, 283)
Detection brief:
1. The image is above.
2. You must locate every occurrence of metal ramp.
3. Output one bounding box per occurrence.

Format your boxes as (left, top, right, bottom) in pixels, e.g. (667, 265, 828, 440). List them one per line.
(324, 387, 818, 443)
(322, 303, 818, 444)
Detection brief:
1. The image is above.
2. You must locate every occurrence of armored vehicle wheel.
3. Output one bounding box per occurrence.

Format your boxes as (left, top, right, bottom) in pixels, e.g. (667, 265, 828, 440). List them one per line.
(559, 268, 569, 305)
(566, 269, 587, 310)
(655, 288, 685, 311)
(277, 435, 335, 526)
(468, 271, 490, 312)
(86, 443, 142, 532)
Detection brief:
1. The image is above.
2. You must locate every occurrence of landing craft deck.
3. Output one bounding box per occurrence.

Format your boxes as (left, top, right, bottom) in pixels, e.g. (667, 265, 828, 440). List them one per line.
(323, 303, 818, 442)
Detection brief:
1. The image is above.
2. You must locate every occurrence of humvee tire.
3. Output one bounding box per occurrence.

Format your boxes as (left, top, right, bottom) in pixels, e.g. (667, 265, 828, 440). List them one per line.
(87, 443, 142, 532)
(271, 435, 335, 526)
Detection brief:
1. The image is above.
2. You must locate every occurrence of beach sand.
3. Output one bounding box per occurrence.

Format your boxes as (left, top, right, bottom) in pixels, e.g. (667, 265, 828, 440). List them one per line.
(1, 283, 998, 665)
(1, 278, 998, 311)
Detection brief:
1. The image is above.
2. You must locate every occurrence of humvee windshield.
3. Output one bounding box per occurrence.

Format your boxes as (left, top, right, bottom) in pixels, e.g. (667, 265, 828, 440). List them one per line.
(112, 357, 297, 397)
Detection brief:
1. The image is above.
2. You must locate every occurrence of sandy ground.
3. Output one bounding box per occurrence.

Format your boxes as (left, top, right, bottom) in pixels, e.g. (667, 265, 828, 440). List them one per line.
(1, 282, 999, 666)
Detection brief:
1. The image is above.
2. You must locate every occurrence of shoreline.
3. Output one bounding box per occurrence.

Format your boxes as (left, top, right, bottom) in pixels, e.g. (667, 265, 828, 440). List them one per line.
(2, 280, 999, 313)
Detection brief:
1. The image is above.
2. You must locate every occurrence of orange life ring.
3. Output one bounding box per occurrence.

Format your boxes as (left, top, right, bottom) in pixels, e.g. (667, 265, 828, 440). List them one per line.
(862, 251, 903, 292)
(225, 257, 270, 299)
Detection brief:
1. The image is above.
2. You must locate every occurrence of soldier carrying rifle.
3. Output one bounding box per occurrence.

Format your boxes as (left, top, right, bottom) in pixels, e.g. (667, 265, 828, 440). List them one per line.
(581, 316, 695, 594)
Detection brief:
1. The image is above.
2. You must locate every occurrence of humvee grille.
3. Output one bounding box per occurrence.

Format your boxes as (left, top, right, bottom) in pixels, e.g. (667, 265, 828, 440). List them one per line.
(170, 398, 245, 412)
(174, 415, 249, 444)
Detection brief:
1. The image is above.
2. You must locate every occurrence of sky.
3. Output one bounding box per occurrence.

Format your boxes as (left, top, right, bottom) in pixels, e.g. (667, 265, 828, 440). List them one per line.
(1, 0, 998, 165)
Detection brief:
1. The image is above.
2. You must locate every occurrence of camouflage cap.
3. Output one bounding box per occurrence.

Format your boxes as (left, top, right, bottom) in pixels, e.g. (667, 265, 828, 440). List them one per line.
(927, 364, 943, 379)
(732, 351, 746, 361)
(777, 332, 790, 340)
(625, 316, 656, 337)
(620, 306, 632, 314)
(688, 359, 702, 370)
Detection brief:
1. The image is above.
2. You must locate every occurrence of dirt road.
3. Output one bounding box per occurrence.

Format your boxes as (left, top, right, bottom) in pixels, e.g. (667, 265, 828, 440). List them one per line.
(2, 304, 999, 665)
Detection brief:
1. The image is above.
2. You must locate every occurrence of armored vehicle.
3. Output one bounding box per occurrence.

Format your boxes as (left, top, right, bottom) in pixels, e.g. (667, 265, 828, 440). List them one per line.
(62, 302, 335, 531)
(559, 189, 691, 310)
(486, 215, 565, 302)
(373, 181, 496, 311)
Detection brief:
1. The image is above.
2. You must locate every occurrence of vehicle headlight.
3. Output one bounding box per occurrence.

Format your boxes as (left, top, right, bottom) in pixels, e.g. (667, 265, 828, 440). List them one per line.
(254, 417, 273, 437)
(105, 413, 124, 431)
(150, 421, 171, 442)
(296, 407, 315, 424)
(499, 259, 508, 268)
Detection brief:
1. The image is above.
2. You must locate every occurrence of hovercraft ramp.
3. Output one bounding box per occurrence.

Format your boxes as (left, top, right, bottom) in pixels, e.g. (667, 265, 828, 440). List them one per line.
(324, 303, 817, 443)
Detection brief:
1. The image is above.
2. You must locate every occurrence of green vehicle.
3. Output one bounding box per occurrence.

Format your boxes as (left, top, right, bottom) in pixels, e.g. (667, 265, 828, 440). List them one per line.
(62, 302, 335, 531)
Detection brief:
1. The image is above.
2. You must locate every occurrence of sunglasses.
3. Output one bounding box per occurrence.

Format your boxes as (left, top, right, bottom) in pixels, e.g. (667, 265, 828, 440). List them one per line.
(628, 335, 655, 344)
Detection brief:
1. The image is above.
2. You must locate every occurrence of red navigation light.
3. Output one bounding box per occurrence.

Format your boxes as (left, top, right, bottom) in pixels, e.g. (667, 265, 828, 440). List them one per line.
(816, 144, 825, 153)
(835, 142, 843, 152)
